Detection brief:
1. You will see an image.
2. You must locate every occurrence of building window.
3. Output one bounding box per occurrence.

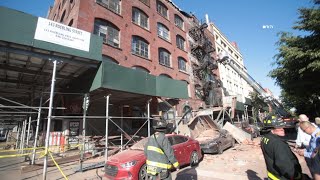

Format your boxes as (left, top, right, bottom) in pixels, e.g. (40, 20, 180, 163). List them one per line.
(102, 55, 119, 64)
(68, 19, 73, 26)
(96, 0, 121, 14)
(176, 35, 185, 50)
(132, 66, 150, 73)
(195, 84, 201, 99)
(159, 48, 171, 67)
(174, 14, 184, 29)
(157, 23, 170, 41)
(159, 74, 172, 78)
(60, 10, 66, 23)
(139, 0, 149, 6)
(156, 0, 168, 18)
(221, 40, 226, 48)
(132, 36, 149, 58)
(132, 8, 149, 29)
(178, 57, 187, 71)
(94, 19, 120, 48)
(228, 47, 233, 54)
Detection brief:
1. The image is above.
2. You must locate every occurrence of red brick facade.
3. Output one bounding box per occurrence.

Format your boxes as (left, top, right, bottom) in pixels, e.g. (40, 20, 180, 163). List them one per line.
(48, 0, 212, 115)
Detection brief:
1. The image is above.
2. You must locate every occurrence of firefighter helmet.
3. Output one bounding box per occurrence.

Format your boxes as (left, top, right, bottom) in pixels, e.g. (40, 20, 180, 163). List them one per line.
(153, 120, 168, 132)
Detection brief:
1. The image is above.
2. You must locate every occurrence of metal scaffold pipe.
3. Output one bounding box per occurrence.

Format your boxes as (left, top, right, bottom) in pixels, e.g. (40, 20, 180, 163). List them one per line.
(147, 99, 151, 137)
(26, 116, 31, 146)
(120, 106, 123, 151)
(43, 60, 57, 180)
(80, 93, 88, 172)
(32, 96, 42, 165)
(105, 94, 110, 164)
(15, 122, 20, 149)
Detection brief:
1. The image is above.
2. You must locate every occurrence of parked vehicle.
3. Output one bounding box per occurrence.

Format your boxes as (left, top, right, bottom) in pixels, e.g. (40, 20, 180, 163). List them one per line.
(198, 129, 235, 154)
(0, 128, 8, 142)
(188, 114, 235, 154)
(104, 134, 202, 180)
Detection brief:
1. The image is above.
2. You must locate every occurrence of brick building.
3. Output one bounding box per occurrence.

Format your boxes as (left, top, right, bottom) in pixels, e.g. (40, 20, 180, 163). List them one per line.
(46, 0, 216, 135)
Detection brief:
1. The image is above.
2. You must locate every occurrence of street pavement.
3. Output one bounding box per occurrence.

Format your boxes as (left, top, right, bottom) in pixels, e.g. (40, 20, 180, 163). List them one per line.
(0, 137, 312, 180)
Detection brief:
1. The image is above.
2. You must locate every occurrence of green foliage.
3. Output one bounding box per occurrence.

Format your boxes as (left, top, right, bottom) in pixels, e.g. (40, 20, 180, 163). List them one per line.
(269, 1, 320, 118)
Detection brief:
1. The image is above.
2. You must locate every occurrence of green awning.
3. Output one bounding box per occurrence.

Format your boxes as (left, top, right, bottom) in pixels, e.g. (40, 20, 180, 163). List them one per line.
(90, 61, 189, 99)
(0, 6, 102, 61)
(245, 97, 252, 105)
(236, 101, 245, 111)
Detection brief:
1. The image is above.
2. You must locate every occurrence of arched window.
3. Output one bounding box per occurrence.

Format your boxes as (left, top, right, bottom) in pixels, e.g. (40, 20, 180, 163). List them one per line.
(139, 0, 149, 6)
(157, 23, 170, 41)
(156, 0, 168, 18)
(176, 35, 185, 50)
(94, 19, 120, 48)
(132, 36, 149, 58)
(102, 55, 119, 64)
(159, 48, 171, 67)
(159, 74, 172, 79)
(174, 14, 184, 29)
(178, 57, 187, 71)
(97, 0, 121, 14)
(132, 66, 150, 73)
(132, 7, 149, 29)
(60, 10, 66, 22)
(68, 19, 73, 27)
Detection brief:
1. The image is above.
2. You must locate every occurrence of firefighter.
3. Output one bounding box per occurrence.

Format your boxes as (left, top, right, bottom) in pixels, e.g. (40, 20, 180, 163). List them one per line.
(260, 124, 303, 180)
(144, 120, 179, 180)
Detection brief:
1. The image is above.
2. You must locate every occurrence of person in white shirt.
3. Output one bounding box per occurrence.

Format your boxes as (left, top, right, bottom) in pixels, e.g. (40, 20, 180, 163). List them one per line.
(296, 114, 312, 148)
(295, 114, 318, 175)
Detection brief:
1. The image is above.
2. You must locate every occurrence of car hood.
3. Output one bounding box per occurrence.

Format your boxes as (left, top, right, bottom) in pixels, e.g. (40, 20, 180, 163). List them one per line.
(108, 149, 145, 164)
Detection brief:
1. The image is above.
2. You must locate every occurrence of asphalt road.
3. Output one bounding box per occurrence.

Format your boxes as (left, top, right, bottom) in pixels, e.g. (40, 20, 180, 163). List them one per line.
(0, 143, 24, 180)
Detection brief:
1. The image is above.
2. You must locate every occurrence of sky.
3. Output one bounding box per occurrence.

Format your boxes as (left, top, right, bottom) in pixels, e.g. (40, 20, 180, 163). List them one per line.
(173, 0, 314, 98)
(0, 0, 314, 98)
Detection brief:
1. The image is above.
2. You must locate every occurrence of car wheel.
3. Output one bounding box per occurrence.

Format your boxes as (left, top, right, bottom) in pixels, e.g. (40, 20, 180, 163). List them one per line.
(190, 151, 199, 167)
(218, 144, 223, 154)
(139, 164, 147, 180)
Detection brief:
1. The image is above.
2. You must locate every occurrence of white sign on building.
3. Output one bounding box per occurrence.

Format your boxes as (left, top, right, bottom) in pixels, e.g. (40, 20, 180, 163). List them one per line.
(34, 17, 90, 52)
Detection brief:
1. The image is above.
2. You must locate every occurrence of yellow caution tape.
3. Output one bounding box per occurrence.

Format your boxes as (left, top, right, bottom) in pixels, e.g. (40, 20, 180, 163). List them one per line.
(38, 149, 47, 159)
(48, 150, 69, 180)
(0, 144, 82, 153)
(0, 151, 43, 158)
(0, 146, 45, 152)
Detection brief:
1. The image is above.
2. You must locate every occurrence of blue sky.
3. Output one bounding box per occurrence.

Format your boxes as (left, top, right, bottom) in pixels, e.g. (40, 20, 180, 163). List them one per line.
(0, 0, 314, 97)
(173, 0, 314, 97)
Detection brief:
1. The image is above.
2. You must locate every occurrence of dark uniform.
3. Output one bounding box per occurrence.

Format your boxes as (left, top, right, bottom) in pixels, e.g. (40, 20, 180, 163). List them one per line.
(144, 132, 179, 180)
(261, 132, 302, 180)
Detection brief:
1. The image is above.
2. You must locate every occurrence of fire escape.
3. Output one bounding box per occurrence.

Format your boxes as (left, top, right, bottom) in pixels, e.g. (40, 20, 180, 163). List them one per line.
(189, 22, 223, 107)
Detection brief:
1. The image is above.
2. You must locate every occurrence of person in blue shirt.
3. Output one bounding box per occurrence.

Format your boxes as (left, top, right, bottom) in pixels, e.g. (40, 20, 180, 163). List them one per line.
(297, 121, 320, 179)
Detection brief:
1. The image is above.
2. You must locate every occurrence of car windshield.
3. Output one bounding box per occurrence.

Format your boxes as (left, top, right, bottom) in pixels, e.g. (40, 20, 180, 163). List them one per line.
(130, 137, 149, 150)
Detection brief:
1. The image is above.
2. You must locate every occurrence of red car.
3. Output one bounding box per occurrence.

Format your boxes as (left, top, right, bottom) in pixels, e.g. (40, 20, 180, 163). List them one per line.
(105, 134, 202, 180)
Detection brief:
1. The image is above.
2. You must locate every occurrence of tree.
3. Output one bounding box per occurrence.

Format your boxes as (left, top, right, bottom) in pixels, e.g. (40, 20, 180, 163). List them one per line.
(269, 0, 320, 118)
(249, 92, 268, 121)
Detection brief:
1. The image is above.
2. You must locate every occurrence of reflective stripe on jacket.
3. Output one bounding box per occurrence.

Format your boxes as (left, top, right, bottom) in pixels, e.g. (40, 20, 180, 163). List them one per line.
(144, 132, 179, 174)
